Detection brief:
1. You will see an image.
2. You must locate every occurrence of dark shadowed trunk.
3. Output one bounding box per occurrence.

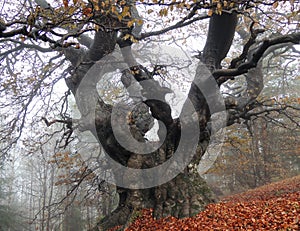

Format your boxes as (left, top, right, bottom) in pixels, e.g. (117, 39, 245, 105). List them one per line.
(64, 12, 237, 231)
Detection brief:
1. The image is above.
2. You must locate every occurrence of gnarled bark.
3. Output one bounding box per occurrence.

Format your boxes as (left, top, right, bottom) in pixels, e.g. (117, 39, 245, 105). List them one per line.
(97, 169, 214, 231)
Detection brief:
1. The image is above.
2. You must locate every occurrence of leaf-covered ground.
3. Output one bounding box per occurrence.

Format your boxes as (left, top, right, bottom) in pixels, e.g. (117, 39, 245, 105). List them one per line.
(111, 175, 300, 230)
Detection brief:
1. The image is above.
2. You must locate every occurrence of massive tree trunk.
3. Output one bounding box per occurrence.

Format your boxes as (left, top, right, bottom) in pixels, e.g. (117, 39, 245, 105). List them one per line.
(64, 12, 237, 231)
(99, 171, 214, 230)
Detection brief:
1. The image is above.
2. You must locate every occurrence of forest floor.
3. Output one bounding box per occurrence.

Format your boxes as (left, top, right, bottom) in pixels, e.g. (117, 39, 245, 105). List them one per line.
(110, 174, 300, 230)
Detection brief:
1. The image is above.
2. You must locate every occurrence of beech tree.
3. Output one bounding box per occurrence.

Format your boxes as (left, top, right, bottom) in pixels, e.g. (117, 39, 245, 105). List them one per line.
(0, 0, 299, 230)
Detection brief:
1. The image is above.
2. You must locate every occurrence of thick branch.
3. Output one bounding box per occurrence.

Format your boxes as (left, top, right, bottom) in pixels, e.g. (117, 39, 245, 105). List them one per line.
(88, 30, 117, 61)
(120, 46, 174, 127)
(188, 12, 238, 129)
(214, 32, 300, 81)
(201, 12, 238, 70)
(230, 22, 265, 68)
(77, 34, 93, 48)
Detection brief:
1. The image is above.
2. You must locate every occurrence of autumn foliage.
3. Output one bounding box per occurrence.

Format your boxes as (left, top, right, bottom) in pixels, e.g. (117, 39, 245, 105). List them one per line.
(110, 175, 300, 230)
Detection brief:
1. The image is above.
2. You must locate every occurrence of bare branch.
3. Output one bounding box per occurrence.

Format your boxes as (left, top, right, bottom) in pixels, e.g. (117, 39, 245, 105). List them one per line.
(215, 32, 300, 82)
(140, 10, 209, 40)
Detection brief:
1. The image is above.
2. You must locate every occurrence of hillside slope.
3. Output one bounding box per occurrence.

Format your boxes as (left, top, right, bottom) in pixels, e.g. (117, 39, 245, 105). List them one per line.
(111, 175, 300, 230)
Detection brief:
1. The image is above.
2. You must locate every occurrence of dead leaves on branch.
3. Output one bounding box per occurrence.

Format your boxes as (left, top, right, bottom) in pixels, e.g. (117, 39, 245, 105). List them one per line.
(57, 0, 299, 23)
(111, 175, 300, 230)
(11, 0, 297, 47)
(48, 151, 96, 186)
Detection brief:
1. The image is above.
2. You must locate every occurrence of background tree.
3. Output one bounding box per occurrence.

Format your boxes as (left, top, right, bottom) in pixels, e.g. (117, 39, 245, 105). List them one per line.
(0, 156, 26, 230)
(0, 0, 299, 230)
(205, 46, 300, 196)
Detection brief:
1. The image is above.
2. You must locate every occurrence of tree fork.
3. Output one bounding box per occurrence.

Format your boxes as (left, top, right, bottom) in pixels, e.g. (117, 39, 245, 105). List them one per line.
(88, 12, 239, 230)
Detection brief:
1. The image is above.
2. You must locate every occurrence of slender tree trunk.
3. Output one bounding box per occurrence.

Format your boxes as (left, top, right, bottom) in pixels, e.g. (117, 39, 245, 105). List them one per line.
(46, 165, 55, 231)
